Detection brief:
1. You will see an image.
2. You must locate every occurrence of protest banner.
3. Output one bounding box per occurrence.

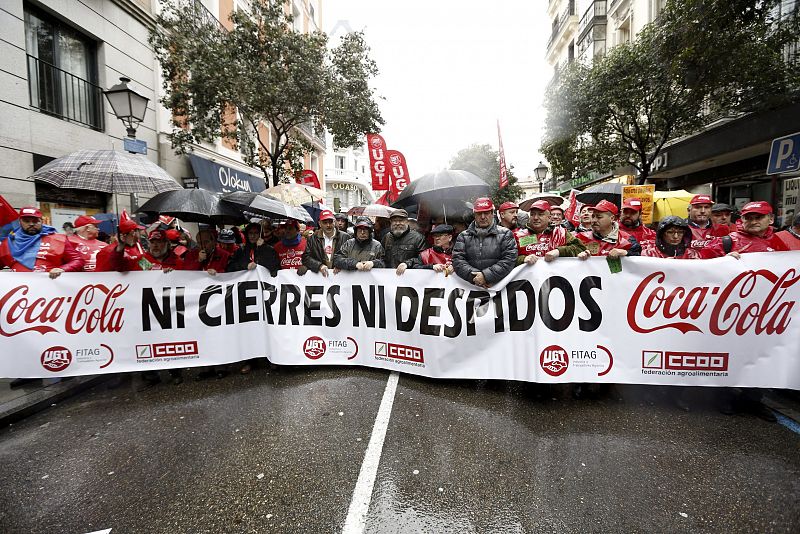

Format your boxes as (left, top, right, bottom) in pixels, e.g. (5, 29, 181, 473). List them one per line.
(623, 185, 656, 224)
(1, 253, 799, 389)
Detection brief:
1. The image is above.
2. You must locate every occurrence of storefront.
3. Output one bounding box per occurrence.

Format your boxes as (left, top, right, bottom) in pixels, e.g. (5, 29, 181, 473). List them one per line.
(325, 179, 375, 213)
(187, 154, 267, 194)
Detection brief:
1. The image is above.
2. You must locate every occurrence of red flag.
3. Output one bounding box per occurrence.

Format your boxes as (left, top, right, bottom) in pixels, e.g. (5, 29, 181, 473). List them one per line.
(375, 191, 391, 206)
(296, 169, 320, 189)
(497, 121, 509, 189)
(366, 133, 389, 191)
(0, 193, 17, 227)
(564, 189, 581, 227)
(386, 150, 410, 200)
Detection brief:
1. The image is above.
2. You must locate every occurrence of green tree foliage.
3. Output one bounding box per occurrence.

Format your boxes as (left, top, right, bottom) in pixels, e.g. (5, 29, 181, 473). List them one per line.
(450, 144, 524, 206)
(150, 1, 384, 187)
(542, 0, 800, 185)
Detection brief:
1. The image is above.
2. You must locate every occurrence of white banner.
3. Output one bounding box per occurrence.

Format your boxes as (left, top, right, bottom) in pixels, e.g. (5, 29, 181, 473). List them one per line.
(1, 253, 799, 389)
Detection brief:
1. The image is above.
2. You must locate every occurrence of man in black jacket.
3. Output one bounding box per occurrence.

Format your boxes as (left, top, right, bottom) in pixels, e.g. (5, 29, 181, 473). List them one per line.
(452, 197, 517, 288)
(383, 209, 427, 273)
(226, 222, 280, 276)
(299, 209, 352, 276)
(334, 217, 385, 271)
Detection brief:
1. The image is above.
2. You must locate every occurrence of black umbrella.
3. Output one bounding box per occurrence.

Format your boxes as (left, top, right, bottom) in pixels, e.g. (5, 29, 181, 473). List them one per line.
(137, 189, 245, 225)
(575, 183, 624, 207)
(393, 169, 489, 208)
(222, 191, 312, 223)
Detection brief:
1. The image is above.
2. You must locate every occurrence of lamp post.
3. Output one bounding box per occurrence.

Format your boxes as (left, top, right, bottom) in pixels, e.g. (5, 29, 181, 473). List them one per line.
(103, 77, 149, 139)
(534, 161, 549, 193)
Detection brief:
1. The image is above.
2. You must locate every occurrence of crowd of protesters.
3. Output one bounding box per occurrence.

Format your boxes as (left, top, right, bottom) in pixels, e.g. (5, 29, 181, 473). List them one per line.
(1, 193, 798, 420)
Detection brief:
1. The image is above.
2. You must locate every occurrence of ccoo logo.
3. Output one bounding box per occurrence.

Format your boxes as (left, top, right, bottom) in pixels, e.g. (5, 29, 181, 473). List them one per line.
(41, 346, 72, 372)
(540, 345, 569, 377)
(303, 336, 326, 360)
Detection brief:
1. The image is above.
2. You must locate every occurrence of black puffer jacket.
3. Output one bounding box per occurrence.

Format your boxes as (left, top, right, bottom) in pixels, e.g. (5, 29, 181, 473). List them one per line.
(382, 228, 427, 268)
(334, 237, 385, 270)
(452, 221, 517, 285)
(302, 229, 352, 272)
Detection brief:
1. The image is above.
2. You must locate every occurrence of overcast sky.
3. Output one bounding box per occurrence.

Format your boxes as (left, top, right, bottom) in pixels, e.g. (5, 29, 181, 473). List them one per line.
(324, 1, 552, 181)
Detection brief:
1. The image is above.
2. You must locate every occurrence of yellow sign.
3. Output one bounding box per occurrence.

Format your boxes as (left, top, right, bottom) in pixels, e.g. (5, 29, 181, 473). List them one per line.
(622, 185, 656, 225)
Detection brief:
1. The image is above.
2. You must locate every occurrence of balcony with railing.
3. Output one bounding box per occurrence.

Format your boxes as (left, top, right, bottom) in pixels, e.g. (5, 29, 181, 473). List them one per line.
(297, 120, 326, 147)
(546, 0, 577, 56)
(26, 55, 104, 131)
(577, 0, 607, 41)
(189, 0, 226, 32)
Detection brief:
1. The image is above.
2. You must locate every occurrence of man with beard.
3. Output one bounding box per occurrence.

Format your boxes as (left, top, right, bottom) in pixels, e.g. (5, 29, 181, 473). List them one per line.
(576, 200, 641, 258)
(300, 209, 352, 276)
(497, 201, 520, 232)
(0, 207, 84, 275)
(102, 229, 184, 272)
(404, 224, 455, 275)
(641, 216, 699, 259)
(334, 216, 384, 271)
(67, 215, 107, 272)
(701, 201, 788, 258)
(515, 200, 585, 265)
(273, 219, 307, 270)
(183, 229, 231, 275)
(619, 198, 656, 247)
(452, 198, 517, 288)
(227, 222, 280, 275)
(687, 194, 729, 252)
(383, 209, 426, 274)
(775, 213, 800, 250)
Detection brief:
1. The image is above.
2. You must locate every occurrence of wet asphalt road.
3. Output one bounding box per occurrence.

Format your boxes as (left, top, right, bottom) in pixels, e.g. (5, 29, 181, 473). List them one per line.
(0, 366, 798, 534)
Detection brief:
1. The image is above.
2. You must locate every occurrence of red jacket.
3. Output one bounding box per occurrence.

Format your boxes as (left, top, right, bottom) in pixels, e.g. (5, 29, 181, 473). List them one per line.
(700, 227, 789, 258)
(774, 229, 800, 251)
(0, 233, 84, 272)
(419, 247, 452, 266)
(515, 226, 569, 257)
(183, 246, 231, 273)
(688, 221, 729, 251)
(68, 235, 108, 272)
(576, 227, 640, 256)
(621, 222, 656, 246)
(273, 238, 307, 270)
(97, 245, 184, 271)
(641, 242, 700, 259)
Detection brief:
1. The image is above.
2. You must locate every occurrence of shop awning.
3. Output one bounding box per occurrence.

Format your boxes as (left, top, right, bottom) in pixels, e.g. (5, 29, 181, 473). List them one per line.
(188, 154, 266, 194)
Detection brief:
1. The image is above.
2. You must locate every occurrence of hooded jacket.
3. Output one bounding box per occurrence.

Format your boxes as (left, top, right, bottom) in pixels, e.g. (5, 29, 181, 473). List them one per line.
(452, 220, 518, 285)
(641, 216, 699, 259)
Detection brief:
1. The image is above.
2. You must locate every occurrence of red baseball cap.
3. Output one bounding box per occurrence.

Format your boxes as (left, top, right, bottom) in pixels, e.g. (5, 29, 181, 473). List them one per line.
(148, 230, 167, 241)
(528, 200, 552, 212)
(74, 215, 102, 227)
(473, 197, 494, 212)
(165, 229, 181, 242)
(590, 200, 619, 216)
(740, 201, 773, 215)
(118, 220, 143, 233)
(319, 210, 335, 222)
(622, 198, 643, 212)
(18, 206, 42, 219)
(690, 194, 713, 205)
(498, 201, 518, 211)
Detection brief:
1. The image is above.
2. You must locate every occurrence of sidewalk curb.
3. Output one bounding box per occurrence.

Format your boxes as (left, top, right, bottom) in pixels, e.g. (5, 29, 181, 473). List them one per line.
(763, 397, 800, 425)
(0, 375, 109, 428)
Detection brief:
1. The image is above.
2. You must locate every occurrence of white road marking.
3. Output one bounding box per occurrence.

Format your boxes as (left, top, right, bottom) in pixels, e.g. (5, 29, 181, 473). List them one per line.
(342, 371, 399, 534)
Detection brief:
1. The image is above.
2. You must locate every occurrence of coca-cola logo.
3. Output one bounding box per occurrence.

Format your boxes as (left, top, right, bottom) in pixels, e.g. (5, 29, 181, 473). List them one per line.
(41, 346, 72, 372)
(627, 269, 799, 336)
(0, 284, 129, 337)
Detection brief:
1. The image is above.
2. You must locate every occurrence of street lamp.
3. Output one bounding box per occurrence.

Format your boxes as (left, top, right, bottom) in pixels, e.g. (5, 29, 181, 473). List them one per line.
(534, 161, 549, 192)
(103, 77, 149, 138)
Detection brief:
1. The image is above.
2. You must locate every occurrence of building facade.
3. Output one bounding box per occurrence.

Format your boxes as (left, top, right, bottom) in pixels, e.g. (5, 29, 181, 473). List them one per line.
(322, 142, 375, 213)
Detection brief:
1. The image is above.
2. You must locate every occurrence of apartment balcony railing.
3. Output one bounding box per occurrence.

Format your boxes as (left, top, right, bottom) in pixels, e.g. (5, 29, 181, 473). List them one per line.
(26, 55, 104, 131)
(189, 0, 226, 32)
(297, 121, 326, 147)
(578, 0, 607, 41)
(546, 0, 577, 53)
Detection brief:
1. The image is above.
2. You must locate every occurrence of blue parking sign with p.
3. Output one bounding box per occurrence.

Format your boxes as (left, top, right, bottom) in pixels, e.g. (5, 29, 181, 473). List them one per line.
(767, 132, 800, 175)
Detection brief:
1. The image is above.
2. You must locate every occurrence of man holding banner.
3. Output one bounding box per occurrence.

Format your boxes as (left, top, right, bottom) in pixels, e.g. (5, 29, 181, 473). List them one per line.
(619, 198, 656, 247)
(0, 207, 83, 276)
(452, 198, 517, 288)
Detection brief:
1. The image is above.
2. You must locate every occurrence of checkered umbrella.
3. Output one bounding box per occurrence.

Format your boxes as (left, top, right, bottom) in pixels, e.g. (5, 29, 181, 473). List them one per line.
(30, 149, 181, 194)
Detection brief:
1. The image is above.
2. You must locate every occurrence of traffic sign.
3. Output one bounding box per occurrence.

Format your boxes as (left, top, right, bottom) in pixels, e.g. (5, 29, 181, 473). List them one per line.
(123, 137, 147, 155)
(767, 131, 800, 175)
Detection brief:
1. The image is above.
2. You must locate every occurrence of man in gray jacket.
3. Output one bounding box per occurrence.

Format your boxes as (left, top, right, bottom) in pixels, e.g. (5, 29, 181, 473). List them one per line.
(452, 197, 518, 288)
(334, 216, 385, 271)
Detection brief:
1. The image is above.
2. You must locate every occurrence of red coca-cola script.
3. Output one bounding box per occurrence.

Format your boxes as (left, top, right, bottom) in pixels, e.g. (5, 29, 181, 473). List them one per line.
(0, 284, 129, 337)
(627, 269, 799, 336)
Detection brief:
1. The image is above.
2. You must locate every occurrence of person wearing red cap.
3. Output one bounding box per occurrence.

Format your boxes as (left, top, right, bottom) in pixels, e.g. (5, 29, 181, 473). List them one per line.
(0, 207, 84, 276)
(497, 201, 519, 232)
(273, 219, 307, 270)
(686, 194, 729, 252)
(300, 210, 352, 277)
(549, 204, 566, 227)
(700, 201, 788, 258)
(452, 197, 517, 288)
(775, 213, 800, 250)
(576, 200, 641, 258)
(183, 229, 231, 275)
(68, 214, 107, 272)
(100, 228, 184, 272)
(619, 198, 656, 246)
(514, 200, 586, 265)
